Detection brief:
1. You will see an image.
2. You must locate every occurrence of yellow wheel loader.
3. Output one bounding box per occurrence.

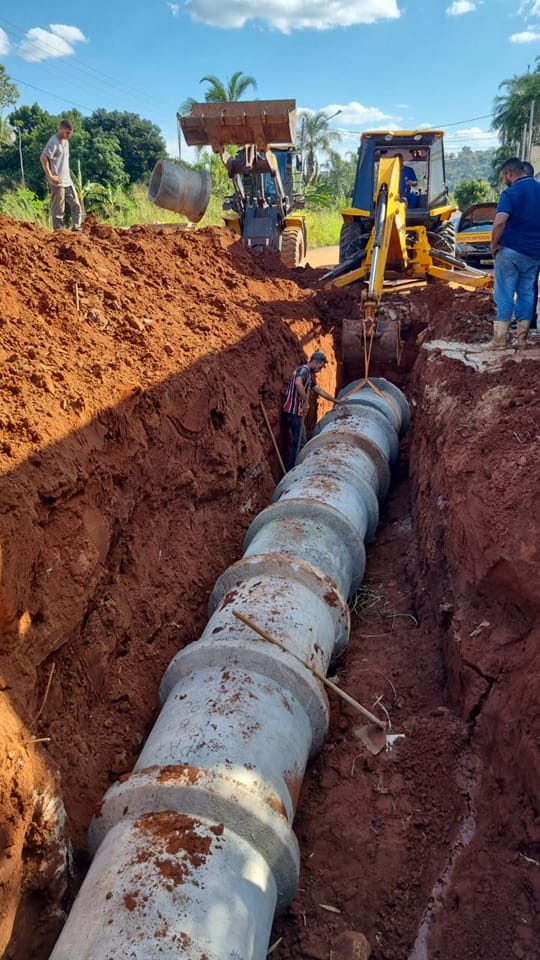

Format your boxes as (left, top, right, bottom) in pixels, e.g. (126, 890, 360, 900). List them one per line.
(178, 99, 307, 267)
(323, 130, 492, 367)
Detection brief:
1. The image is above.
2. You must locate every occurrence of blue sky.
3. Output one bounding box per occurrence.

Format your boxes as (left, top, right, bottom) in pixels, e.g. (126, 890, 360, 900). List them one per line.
(1, 0, 539, 163)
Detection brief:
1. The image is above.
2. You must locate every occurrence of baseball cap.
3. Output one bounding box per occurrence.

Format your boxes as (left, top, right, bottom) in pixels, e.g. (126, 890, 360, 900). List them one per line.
(310, 351, 328, 364)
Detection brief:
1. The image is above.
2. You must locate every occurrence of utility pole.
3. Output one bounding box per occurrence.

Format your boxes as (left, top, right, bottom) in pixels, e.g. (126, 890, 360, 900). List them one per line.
(299, 116, 306, 188)
(16, 125, 25, 189)
(77, 158, 86, 218)
(7, 124, 25, 188)
(526, 99, 535, 162)
(520, 121, 528, 160)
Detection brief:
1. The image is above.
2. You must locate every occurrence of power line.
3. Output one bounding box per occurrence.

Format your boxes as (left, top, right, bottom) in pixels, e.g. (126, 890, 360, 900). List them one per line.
(0, 14, 163, 110)
(329, 110, 497, 141)
(432, 113, 493, 127)
(9, 75, 94, 112)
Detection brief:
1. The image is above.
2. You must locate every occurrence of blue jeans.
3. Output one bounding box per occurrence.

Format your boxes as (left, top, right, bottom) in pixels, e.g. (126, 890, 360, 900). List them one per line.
(532, 270, 538, 329)
(281, 412, 304, 471)
(494, 246, 540, 322)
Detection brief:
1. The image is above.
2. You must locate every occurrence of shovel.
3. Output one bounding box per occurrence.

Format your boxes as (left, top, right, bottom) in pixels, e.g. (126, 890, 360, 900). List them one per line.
(233, 610, 388, 755)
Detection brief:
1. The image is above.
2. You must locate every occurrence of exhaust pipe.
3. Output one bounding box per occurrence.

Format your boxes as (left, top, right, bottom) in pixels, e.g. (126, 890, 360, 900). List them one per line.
(49, 379, 409, 960)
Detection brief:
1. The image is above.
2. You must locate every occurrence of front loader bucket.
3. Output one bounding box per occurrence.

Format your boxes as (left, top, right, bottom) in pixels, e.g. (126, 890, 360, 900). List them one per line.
(178, 99, 297, 151)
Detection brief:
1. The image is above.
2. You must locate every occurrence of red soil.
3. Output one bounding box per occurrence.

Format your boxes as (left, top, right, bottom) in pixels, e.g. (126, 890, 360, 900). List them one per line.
(0, 214, 539, 960)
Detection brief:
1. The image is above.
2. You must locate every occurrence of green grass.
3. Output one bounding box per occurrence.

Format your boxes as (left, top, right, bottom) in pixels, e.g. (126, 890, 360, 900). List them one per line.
(304, 207, 343, 248)
(125, 187, 344, 247)
(0, 187, 50, 226)
(0, 182, 345, 247)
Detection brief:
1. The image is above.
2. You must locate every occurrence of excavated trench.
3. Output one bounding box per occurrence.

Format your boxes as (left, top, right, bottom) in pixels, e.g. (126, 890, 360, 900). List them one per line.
(0, 216, 539, 960)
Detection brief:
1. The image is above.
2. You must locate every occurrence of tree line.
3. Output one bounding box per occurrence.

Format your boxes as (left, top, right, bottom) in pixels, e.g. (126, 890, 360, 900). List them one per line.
(1, 59, 537, 224)
(0, 73, 166, 197)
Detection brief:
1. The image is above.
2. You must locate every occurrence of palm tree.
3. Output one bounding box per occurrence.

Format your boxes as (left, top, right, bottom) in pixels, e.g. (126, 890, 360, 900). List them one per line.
(180, 71, 257, 114)
(200, 71, 257, 103)
(493, 64, 540, 151)
(300, 111, 342, 185)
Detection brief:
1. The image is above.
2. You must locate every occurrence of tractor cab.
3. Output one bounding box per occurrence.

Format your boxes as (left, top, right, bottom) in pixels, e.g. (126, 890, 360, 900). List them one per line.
(350, 130, 453, 226)
(328, 128, 490, 372)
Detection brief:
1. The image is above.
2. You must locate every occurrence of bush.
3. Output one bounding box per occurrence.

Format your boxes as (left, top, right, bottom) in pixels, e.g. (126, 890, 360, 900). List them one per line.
(305, 207, 343, 247)
(0, 187, 49, 226)
(454, 179, 496, 211)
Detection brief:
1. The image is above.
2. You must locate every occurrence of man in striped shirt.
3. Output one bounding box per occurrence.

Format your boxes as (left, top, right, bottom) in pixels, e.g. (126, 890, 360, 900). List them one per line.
(281, 351, 341, 470)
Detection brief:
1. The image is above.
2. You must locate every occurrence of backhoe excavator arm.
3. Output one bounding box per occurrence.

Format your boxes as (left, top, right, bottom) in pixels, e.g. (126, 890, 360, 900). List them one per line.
(335, 158, 408, 365)
(334, 156, 407, 295)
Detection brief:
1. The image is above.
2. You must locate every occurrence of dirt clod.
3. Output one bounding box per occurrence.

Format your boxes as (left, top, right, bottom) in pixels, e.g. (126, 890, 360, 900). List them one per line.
(330, 931, 371, 960)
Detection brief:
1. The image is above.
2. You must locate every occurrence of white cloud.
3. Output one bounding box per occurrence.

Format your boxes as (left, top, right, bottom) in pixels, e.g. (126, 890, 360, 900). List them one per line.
(446, 1, 476, 15)
(184, 0, 400, 32)
(456, 126, 497, 141)
(167, 2, 180, 15)
(510, 28, 540, 42)
(49, 24, 87, 45)
(0, 27, 10, 55)
(300, 101, 398, 129)
(519, 1, 540, 15)
(19, 24, 87, 62)
(444, 126, 499, 150)
(298, 101, 400, 156)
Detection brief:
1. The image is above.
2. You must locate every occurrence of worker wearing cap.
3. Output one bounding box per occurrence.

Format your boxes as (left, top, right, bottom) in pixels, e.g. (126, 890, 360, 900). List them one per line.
(281, 351, 341, 471)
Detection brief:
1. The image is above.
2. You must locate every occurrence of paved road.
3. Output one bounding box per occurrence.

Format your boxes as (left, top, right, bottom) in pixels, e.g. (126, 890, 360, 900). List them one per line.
(305, 245, 339, 268)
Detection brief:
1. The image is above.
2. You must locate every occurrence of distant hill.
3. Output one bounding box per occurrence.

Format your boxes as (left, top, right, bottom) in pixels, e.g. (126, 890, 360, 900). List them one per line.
(445, 146, 496, 192)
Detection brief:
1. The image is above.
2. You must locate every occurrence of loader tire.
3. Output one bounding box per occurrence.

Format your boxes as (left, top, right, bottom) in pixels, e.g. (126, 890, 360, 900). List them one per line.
(281, 226, 305, 268)
(339, 221, 366, 265)
(429, 221, 456, 257)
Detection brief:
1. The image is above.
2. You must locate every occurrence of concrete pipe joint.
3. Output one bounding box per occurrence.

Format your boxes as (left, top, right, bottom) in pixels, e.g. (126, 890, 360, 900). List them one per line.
(49, 378, 409, 960)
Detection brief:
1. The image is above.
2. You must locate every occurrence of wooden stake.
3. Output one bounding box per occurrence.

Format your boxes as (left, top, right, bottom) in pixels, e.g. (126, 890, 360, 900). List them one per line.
(233, 610, 386, 729)
(260, 400, 286, 475)
(33, 662, 55, 725)
(74, 282, 80, 312)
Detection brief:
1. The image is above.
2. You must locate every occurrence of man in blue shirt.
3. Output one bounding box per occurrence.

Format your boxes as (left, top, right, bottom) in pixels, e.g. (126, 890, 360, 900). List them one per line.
(520, 161, 538, 333)
(490, 157, 540, 349)
(395, 154, 418, 206)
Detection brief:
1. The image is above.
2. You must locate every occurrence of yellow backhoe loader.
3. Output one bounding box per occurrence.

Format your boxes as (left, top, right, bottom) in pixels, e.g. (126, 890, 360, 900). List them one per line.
(178, 99, 307, 267)
(323, 130, 492, 367)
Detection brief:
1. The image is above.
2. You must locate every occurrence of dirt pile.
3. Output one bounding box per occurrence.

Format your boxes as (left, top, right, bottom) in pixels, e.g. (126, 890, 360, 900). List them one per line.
(0, 214, 334, 958)
(1, 212, 539, 960)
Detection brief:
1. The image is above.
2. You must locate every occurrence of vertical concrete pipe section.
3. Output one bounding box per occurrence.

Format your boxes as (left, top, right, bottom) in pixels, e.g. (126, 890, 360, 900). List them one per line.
(49, 378, 409, 960)
(148, 159, 212, 223)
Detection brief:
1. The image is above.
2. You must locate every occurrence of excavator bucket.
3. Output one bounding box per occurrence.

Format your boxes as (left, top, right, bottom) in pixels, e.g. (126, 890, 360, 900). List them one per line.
(342, 314, 403, 370)
(178, 99, 297, 152)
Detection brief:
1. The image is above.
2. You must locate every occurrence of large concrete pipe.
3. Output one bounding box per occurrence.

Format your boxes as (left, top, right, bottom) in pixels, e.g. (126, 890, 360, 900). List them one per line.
(148, 159, 212, 223)
(49, 379, 409, 960)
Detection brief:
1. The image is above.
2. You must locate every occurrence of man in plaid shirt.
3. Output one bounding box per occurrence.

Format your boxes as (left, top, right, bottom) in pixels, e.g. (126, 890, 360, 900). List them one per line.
(281, 351, 341, 470)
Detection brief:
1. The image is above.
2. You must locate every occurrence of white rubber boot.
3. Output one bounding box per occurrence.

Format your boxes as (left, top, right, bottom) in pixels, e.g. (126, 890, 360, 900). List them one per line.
(516, 321, 530, 350)
(487, 321, 510, 350)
